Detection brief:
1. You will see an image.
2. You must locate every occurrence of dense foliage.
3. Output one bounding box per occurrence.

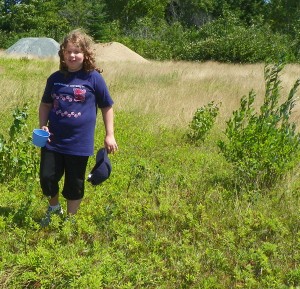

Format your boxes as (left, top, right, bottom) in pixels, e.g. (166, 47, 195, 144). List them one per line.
(0, 103, 39, 184)
(218, 62, 300, 191)
(187, 101, 220, 143)
(0, 0, 299, 63)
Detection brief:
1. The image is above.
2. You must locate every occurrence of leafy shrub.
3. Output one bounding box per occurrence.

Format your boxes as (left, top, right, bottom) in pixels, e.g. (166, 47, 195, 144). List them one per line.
(0, 31, 21, 49)
(187, 101, 220, 143)
(117, 18, 185, 61)
(218, 62, 300, 191)
(285, 268, 300, 287)
(185, 14, 296, 63)
(121, 36, 174, 61)
(120, 12, 296, 63)
(109, 13, 298, 63)
(0, 104, 39, 184)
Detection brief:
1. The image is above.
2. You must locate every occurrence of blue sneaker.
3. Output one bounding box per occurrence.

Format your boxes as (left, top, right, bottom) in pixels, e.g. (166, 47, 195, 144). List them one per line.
(40, 205, 64, 227)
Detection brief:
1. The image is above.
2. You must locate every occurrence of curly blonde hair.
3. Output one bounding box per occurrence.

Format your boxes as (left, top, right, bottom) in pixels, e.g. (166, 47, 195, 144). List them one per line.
(58, 29, 100, 73)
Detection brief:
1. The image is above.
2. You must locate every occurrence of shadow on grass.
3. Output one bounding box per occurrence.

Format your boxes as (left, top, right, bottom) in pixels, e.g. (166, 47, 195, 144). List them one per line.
(0, 206, 13, 217)
(0, 202, 37, 227)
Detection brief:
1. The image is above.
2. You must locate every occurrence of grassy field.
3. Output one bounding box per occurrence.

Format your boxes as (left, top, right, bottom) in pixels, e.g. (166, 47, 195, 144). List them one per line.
(1, 56, 300, 288)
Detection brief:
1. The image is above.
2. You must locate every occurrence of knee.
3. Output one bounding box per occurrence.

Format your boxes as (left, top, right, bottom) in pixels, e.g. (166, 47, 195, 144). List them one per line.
(40, 173, 59, 198)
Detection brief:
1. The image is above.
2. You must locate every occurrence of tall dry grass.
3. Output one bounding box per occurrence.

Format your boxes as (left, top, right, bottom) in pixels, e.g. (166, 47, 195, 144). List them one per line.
(100, 60, 300, 128)
(1, 55, 300, 129)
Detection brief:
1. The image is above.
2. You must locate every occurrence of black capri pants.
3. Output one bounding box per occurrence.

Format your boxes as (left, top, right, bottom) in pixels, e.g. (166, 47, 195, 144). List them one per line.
(40, 148, 89, 200)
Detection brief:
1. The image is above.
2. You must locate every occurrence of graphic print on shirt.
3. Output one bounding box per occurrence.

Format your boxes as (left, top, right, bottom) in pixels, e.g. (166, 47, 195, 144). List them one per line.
(52, 84, 86, 118)
(73, 88, 86, 102)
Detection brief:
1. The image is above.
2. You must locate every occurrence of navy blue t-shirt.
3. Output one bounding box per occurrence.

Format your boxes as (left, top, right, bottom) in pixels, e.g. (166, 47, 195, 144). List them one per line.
(41, 70, 114, 156)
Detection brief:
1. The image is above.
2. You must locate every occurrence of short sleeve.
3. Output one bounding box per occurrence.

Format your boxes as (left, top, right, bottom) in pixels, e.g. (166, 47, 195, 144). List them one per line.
(92, 71, 114, 108)
(41, 75, 55, 103)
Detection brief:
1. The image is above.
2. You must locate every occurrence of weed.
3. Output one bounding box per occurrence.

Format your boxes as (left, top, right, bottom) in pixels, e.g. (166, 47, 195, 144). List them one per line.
(0, 103, 39, 185)
(187, 101, 221, 143)
(218, 62, 300, 192)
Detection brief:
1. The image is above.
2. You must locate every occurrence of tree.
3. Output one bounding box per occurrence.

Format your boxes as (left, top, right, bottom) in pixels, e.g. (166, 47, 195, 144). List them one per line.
(3, 2, 37, 33)
(212, 0, 267, 25)
(265, 0, 300, 36)
(83, 0, 107, 40)
(166, 0, 215, 27)
(33, 0, 69, 41)
(0, 0, 107, 42)
(103, 0, 128, 21)
(103, 0, 168, 26)
(59, 0, 106, 39)
(0, 0, 69, 40)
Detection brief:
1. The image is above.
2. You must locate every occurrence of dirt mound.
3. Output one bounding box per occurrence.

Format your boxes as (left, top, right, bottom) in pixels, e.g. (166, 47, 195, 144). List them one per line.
(94, 42, 148, 63)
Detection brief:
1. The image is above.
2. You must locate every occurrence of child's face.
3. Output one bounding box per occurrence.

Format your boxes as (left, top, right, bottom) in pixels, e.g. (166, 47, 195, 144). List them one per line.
(63, 42, 84, 72)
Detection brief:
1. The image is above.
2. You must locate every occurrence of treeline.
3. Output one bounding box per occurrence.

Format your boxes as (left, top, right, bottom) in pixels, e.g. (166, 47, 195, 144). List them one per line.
(0, 0, 299, 63)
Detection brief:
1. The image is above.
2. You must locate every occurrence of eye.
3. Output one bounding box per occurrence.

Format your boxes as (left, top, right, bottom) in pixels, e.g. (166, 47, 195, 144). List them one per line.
(64, 49, 82, 55)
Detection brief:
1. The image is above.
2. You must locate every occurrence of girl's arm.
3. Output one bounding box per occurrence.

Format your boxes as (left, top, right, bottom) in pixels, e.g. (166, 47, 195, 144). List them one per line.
(39, 102, 52, 131)
(101, 106, 118, 153)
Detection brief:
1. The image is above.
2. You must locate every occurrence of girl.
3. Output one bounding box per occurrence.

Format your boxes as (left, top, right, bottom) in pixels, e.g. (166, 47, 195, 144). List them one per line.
(39, 29, 118, 226)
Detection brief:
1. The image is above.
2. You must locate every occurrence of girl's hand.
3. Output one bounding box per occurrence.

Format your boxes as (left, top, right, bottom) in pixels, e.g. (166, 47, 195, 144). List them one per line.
(41, 126, 49, 132)
(104, 135, 118, 154)
(41, 126, 51, 142)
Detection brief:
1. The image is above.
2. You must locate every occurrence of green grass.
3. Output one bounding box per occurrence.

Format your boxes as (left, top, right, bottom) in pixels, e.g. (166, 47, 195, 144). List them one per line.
(1, 58, 300, 288)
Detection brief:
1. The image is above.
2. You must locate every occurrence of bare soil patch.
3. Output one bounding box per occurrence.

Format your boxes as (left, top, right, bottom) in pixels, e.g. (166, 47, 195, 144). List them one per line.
(94, 42, 148, 63)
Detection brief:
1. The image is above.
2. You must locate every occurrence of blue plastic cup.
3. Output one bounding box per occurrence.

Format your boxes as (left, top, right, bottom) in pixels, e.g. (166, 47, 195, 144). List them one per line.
(32, 129, 50, 147)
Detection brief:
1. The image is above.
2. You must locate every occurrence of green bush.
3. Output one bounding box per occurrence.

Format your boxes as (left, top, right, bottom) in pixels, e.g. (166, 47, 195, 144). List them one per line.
(218, 62, 300, 191)
(0, 104, 39, 184)
(0, 31, 21, 49)
(117, 18, 187, 61)
(120, 36, 173, 61)
(113, 13, 298, 63)
(187, 101, 220, 143)
(185, 14, 296, 63)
